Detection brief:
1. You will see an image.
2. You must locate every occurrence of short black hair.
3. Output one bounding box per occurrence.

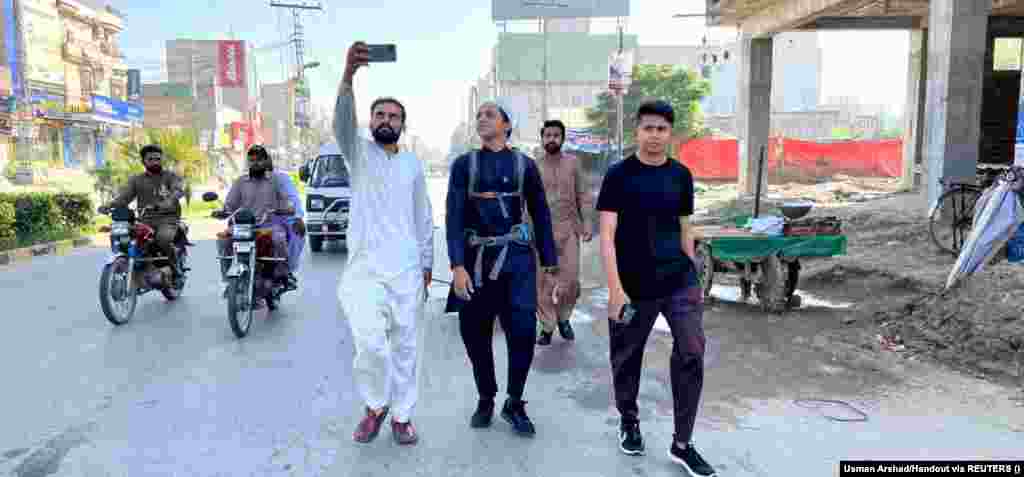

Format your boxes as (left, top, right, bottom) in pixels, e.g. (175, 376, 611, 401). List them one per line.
(371, 97, 407, 122)
(541, 119, 566, 139)
(635, 99, 675, 126)
(139, 144, 162, 160)
(247, 144, 268, 157)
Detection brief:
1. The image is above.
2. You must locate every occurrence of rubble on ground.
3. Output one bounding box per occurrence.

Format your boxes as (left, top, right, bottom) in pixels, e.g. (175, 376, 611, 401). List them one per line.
(869, 264, 1024, 385)
(694, 177, 1024, 386)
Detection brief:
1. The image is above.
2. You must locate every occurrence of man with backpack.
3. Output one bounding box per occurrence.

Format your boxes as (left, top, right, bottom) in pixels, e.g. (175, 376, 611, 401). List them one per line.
(445, 99, 559, 437)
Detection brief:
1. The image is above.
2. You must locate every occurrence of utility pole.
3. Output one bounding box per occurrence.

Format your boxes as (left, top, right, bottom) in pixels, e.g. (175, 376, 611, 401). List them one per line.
(269, 1, 321, 167)
(11, 0, 33, 180)
(541, 17, 548, 129)
(616, 19, 624, 162)
(269, 1, 322, 80)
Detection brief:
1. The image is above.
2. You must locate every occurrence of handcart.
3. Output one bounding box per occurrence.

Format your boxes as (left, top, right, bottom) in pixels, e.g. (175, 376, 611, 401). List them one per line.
(693, 145, 848, 313)
(694, 224, 847, 313)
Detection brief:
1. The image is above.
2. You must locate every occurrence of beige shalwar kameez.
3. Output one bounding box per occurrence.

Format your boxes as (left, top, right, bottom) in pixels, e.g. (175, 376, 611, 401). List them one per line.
(534, 152, 594, 332)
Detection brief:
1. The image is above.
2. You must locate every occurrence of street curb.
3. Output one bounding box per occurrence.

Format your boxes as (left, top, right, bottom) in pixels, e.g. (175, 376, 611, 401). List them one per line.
(0, 235, 99, 267)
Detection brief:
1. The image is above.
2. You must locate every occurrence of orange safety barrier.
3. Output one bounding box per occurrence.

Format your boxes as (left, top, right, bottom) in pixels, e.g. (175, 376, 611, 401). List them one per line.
(676, 137, 904, 180)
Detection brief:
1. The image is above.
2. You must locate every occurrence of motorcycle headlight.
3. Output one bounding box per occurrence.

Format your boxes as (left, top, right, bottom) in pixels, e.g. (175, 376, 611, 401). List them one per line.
(310, 198, 324, 210)
(111, 221, 131, 236)
(232, 224, 253, 240)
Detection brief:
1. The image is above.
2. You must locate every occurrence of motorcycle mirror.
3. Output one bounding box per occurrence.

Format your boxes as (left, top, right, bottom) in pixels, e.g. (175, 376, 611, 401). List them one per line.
(202, 192, 219, 202)
(98, 225, 111, 233)
(298, 165, 309, 182)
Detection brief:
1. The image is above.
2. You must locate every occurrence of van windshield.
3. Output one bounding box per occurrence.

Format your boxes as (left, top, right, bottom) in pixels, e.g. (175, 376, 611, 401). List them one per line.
(310, 154, 350, 188)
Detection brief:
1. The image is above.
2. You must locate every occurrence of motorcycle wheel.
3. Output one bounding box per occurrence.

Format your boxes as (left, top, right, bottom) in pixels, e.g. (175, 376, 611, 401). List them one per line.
(100, 259, 137, 325)
(226, 274, 254, 338)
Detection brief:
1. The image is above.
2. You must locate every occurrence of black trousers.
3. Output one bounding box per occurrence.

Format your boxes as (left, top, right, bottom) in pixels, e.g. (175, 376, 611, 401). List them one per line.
(458, 256, 538, 401)
(609, 284, 706, 443)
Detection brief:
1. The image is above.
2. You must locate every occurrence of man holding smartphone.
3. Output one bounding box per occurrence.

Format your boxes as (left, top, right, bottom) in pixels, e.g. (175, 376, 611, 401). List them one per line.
(596, 100, 717, 476)
(334, 41, 434, 447)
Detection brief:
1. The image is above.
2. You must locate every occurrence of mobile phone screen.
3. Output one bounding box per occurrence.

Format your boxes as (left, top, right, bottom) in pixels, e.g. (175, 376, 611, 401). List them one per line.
(366, 44, 396, 62)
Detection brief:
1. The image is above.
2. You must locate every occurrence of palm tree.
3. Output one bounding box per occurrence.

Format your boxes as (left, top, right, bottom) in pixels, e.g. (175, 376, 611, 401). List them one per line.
(91, 128, 208, 205)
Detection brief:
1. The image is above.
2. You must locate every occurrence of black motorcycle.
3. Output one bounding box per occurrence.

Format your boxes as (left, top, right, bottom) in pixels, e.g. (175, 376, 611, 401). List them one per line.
(96, 205, 192, 325)
(203, 192, 293, 338)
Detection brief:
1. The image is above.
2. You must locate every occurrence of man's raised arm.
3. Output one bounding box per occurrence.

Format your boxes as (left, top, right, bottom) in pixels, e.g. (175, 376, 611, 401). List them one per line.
(333, 42, 370, 174)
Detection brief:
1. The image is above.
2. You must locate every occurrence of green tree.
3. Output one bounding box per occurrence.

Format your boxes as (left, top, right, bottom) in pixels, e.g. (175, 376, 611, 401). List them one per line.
(585, 64, 711, 144)
(90, 128, 207, 204)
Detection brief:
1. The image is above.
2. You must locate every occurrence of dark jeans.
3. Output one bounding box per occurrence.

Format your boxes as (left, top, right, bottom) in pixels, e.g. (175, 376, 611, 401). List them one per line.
(458, 262, 538, 401)
(609, 284, 706, 443)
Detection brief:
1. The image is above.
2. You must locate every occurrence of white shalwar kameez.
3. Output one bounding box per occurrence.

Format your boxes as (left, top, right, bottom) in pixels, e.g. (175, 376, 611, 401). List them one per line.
(333, 82, 434, 423)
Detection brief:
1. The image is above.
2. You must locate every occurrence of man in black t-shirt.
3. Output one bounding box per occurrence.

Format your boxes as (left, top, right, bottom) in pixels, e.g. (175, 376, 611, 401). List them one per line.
(596, 100, 717, 477)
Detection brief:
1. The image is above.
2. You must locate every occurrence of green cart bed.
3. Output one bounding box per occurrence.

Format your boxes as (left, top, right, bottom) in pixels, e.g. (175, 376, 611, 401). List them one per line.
(694, 227, 848, 313)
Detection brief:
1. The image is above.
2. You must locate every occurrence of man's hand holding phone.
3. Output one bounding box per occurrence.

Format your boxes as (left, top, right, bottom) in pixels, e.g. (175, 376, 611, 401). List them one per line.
(608, 287, 632, 324)
(343, 42, 370, 85)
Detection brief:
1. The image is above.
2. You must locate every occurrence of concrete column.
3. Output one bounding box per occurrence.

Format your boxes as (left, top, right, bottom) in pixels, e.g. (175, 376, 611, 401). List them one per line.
(901, 29, 928, 192)
(923, 0, 991, 210)
(736, 35, 773, 196)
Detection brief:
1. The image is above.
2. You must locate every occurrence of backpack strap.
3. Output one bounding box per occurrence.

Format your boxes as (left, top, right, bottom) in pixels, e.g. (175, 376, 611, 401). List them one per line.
(468, 149, 479, 196)
(514, 150, 527, 196)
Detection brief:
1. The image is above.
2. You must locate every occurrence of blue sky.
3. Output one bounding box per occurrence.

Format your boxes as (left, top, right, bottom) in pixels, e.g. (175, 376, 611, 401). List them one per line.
(114, 0, 910, 151)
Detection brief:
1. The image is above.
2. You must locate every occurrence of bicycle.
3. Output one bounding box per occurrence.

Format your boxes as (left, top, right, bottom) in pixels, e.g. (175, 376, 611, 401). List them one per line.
(928, 166, 1008, 256)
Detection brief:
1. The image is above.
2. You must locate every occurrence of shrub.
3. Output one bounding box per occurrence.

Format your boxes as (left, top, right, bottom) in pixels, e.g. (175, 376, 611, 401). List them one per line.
(52, 192, 95, 231)
(0, 191, 95, 249)
(0, 201, 15, 249)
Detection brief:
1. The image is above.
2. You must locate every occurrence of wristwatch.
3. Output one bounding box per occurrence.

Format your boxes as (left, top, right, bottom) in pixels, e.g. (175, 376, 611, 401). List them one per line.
(543, 266, 559, 274)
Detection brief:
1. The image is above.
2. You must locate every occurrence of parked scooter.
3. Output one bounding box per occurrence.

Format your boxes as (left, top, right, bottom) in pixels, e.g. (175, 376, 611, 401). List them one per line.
(96, 205, 192, 325)
(204, 192, 293, 338)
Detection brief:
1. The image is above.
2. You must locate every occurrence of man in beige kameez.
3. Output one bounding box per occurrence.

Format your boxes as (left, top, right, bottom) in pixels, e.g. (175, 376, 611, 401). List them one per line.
(535, 120, 595, 345)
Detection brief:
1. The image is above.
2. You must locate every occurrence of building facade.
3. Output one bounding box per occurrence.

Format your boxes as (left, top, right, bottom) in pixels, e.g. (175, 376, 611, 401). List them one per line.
(0, 0, 139, 176)
(164, 39, 249, 151)
(473, 24, 825, 151)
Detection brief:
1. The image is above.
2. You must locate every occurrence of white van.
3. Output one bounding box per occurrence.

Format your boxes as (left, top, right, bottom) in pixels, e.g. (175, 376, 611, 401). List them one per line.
(299, 142, 351, 252)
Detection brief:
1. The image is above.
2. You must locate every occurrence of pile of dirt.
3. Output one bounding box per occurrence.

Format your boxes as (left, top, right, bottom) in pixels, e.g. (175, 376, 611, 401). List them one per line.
(866, 263, 1024, 385)
(801, 263, 927, 305)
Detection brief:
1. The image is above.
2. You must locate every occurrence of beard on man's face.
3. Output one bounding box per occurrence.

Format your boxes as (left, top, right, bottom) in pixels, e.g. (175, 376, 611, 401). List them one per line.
(372, 124, 401, 144)
(544, 141, 562, 154)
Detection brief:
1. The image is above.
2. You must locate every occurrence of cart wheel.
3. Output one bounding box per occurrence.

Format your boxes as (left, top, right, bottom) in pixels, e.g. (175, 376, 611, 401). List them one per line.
(784, 260, 801, 309)
(755, 254, 791, 314)
(696, 241, 714, 302)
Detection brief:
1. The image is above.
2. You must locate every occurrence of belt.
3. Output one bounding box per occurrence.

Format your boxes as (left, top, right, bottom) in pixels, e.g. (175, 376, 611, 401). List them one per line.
(466, 223, 531, 287)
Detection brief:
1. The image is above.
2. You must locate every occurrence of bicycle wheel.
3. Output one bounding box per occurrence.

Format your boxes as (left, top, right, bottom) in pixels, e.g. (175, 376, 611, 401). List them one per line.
(929, 186, 981, 255)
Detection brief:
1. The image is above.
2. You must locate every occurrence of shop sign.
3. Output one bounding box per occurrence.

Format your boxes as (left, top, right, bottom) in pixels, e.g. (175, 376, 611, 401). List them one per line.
(91, 94, 143, 123)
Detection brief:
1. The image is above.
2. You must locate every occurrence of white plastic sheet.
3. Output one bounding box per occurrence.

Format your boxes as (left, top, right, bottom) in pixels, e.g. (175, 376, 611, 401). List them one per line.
(946, 181, 1024, 290)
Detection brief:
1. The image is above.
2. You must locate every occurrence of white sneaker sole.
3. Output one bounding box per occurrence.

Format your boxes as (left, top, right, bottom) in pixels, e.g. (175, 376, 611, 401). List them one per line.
(618, 433, 644, 456)
(668, 449, 716, 477)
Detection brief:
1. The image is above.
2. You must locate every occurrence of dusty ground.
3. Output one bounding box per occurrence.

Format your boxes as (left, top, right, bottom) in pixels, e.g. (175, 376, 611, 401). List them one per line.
(696, 176, 1024, 394)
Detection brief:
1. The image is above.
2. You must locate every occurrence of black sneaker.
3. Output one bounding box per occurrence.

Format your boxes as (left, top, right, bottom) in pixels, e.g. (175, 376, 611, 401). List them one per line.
(500, 398, 536, 436)
(669, 441, 716, 476)
(537, 330, 553, 345)
(557, 320, 575, 341)
(618, 422, 644, 455)
(470, 398, 494, 428)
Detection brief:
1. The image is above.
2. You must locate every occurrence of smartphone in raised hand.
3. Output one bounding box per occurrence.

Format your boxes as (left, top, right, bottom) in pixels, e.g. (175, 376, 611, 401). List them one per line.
(366, 44, 396, 62)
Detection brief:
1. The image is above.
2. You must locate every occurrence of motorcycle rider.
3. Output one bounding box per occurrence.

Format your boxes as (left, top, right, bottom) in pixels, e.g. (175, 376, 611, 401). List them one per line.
(215, 145, 295, 290)
(270, 160, 304, 291)
(99, 144, 186, 281)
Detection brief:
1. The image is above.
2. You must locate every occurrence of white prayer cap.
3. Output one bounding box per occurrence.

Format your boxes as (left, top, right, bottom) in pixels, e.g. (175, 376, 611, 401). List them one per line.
(478, 97, 519, 131)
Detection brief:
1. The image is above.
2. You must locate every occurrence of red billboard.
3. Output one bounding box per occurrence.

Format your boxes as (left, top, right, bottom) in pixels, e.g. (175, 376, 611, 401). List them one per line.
(217, 40, 246, 88)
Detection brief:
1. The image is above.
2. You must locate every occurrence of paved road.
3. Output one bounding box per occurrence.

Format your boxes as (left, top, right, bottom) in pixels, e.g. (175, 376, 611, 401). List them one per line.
(1, 221, 1022, 477)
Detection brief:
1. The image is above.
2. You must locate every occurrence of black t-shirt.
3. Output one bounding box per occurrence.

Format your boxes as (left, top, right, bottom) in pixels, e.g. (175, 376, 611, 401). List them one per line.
(595, 155, 697, 301)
